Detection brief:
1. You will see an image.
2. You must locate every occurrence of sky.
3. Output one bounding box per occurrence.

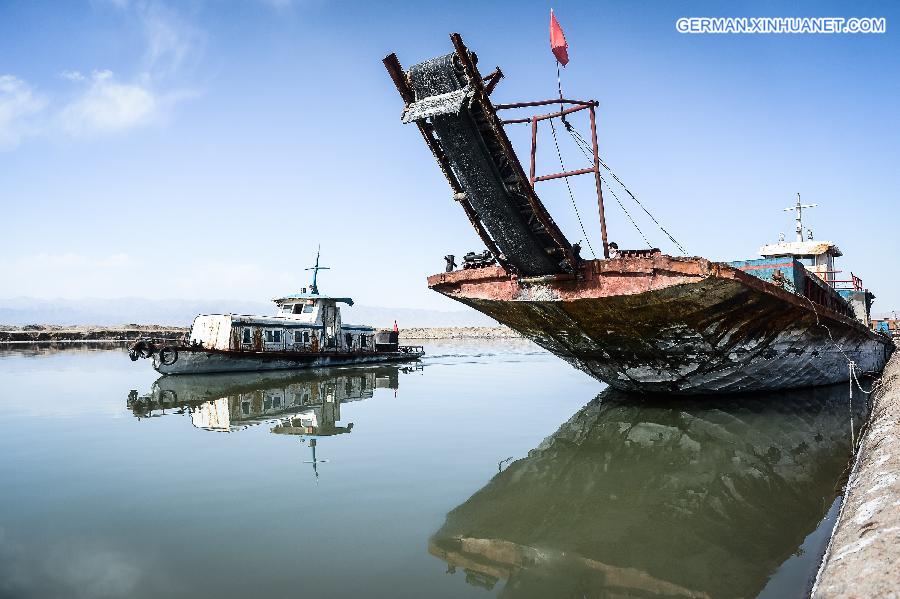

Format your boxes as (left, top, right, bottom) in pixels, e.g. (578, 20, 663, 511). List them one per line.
(1, 0, 898, 313)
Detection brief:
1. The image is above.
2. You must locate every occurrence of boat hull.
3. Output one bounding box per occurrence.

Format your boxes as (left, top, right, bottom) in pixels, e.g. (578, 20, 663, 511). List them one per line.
(152, 348, 422, 375)
(428, 256, 893, 394)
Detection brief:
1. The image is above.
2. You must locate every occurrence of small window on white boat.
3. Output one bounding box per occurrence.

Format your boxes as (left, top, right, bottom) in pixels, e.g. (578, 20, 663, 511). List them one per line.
(361, 335, 368, 348)
(293, 304, 303, 314)
(303, 304, 314, 313)
(241, 401, 250, 415)
(273, 330, 282, 343)
(242, 327, 251, 344)
(303, 331, 310, 343)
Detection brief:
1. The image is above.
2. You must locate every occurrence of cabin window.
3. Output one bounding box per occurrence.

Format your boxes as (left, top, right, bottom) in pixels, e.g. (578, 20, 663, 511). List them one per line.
(242, 328, 251, 344)
(303, 304, 314, 313)
(265, 330, 283, 343)
(361, 335, 367, 348)
(292, 304, 303, 314)
(274, 330, 281, 343)
(241, 401, 250, 415)
(282, 304, 293, 313)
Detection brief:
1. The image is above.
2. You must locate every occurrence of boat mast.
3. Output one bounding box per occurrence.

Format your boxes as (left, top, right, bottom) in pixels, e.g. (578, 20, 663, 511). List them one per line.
(784, 193, 817, 242)
(305, 246, 330, 295)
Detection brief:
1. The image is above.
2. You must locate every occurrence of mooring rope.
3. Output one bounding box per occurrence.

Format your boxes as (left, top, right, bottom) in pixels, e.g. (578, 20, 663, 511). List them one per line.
(801, 293, 887, 459)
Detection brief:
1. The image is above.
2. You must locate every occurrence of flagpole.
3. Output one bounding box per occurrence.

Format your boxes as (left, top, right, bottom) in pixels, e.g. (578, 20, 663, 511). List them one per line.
(556, 60, 564, 117)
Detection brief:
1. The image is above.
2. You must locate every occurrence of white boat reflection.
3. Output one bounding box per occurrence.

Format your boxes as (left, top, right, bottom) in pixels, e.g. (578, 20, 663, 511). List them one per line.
(127, 365, 417, 436)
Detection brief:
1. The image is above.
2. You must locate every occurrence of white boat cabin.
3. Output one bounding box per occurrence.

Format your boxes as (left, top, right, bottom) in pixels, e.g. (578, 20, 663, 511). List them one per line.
(188, 288, 376, 353)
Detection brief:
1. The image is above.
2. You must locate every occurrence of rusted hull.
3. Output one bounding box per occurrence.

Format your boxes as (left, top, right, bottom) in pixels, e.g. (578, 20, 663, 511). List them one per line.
(152, 348, 422, 375)
(428, 256, 893, 394)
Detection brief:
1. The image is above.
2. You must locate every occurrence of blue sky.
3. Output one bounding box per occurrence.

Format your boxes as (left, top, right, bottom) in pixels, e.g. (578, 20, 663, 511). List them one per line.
(1, 0, 898, 313)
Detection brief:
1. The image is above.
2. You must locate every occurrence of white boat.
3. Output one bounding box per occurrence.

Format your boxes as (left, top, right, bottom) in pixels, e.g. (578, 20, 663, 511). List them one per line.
(129, 251, 423, 375)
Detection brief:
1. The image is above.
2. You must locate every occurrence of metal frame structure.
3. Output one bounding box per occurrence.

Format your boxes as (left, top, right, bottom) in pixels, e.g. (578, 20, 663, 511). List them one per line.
(496, 99, 610, 258)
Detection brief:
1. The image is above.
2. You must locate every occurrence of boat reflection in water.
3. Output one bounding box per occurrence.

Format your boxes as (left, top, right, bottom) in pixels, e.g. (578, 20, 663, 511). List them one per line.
(430, 384, 864, 598)
(127, 365, 414, 436)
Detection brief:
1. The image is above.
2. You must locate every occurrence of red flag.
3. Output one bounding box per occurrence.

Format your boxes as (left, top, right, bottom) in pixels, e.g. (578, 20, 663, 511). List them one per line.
(550, 9, 569, 66)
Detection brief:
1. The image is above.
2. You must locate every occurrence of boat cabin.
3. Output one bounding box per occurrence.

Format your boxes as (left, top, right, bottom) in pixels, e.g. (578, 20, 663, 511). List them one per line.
(758, 240, 842, 286)
(188, 289, 376, 354)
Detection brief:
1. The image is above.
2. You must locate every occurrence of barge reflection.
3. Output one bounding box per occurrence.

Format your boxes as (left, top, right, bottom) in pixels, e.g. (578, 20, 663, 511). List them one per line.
(127, 365, 416, 436)
(431, 385, 864, 598)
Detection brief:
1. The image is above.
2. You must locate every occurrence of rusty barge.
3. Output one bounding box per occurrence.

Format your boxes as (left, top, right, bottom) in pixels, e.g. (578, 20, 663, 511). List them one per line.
(385, 34, 892, 393)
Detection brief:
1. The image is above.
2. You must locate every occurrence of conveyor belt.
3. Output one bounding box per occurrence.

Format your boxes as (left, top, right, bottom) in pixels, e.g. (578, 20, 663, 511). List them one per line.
(387, 39, 574, 277)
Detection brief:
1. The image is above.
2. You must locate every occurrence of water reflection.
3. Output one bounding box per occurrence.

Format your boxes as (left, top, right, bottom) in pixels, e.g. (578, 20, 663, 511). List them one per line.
(127, 365, 417, 435)
(431, 385, 863, 599)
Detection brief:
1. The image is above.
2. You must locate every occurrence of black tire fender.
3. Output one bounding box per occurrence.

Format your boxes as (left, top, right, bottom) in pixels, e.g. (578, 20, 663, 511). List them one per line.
(159, 346, 179, 366)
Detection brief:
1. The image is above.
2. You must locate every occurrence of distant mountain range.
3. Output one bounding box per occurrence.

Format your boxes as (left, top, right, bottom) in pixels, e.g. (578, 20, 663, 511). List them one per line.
(0, 297, 497, 328)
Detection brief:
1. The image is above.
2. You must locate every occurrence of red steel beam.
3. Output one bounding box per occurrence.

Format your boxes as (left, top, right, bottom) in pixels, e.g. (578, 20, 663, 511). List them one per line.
(501, 103, 593, 125)
(533, 167, 596, 182)
(495, 99, 597, 110)
(589, 106, 610, 259)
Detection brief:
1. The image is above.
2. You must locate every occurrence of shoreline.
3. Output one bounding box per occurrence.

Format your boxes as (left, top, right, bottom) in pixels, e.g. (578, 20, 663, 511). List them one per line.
(0, 325, 520, 344)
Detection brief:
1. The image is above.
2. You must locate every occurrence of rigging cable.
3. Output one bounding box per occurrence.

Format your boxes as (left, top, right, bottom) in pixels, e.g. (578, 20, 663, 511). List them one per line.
(559, 127, 651, 248)
(564, 123, 688, 255)
(599, 173, 653, 248)
(547, 115, 597, 258)
(553, 57, 683, 255)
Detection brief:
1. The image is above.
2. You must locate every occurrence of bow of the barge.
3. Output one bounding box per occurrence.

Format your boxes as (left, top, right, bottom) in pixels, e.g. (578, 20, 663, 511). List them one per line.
(428, 255, 893, 394)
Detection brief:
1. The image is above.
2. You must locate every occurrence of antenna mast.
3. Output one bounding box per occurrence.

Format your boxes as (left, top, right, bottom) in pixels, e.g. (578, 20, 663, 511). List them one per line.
(305, 245, 330, 294)
(784, 193, 817, 242)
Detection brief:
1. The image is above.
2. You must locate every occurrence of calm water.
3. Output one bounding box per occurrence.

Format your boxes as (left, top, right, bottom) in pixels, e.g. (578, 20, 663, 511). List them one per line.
(0, 341, 861, 598)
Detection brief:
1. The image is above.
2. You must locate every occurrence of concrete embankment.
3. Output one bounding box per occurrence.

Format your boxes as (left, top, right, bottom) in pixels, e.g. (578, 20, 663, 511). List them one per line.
(813, 350, 900, 597)
(0, 325, 520, 343)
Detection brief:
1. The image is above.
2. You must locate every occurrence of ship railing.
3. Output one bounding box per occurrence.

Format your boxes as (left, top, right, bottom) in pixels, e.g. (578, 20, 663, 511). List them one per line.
(826, 270, 864, 291)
